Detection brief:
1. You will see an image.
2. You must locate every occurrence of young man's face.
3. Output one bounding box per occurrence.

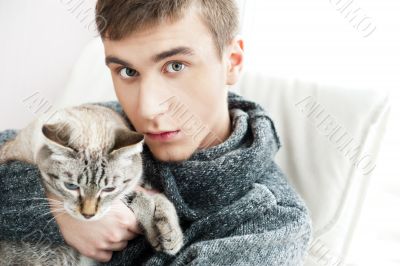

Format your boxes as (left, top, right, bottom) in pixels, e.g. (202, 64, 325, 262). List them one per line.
(104, 7, 243, 162)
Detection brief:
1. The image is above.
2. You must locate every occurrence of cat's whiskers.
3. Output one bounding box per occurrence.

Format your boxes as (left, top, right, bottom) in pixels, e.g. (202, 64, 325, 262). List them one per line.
(31, 206, 67, 220)
(18, 197, 62, 202)
(17, 198, 64, 207)
(43, 210, 67, 230)
(23, 202, 64, 212)
(25, 207, 68, 230)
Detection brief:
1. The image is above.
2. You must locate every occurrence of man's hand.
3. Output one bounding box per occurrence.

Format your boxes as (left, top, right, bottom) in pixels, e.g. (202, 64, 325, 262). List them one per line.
(47, 186, 159, 263)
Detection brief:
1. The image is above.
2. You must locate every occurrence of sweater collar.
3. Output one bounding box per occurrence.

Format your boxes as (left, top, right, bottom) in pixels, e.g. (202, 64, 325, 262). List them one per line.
(142, 92, 281, 221)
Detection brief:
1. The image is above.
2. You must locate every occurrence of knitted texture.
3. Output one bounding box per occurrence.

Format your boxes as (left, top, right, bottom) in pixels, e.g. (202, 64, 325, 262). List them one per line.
(0, 92, 312, 265)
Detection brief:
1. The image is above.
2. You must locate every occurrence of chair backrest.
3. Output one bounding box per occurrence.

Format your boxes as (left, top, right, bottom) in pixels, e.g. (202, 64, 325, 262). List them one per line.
(238, 71, 390, 265)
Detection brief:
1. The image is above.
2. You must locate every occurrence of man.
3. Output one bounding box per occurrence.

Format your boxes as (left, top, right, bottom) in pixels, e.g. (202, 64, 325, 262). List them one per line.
(0, 0, 312, 265)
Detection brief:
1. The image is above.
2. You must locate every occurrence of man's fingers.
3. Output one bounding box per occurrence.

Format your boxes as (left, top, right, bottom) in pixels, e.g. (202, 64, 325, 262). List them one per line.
(120, 230, 139, 241)
(127, 220, 144, 235)
(120, 214, 143, 235)
(106, 240, 129, 251)
(92, 250, 113, 263)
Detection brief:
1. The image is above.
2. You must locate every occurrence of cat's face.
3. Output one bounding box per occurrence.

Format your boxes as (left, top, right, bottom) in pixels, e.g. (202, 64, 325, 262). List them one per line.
(37, 123, 144, 221)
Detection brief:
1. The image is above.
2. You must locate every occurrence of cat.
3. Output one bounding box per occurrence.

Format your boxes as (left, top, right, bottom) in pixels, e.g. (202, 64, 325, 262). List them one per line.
(0, 104, 184, 266)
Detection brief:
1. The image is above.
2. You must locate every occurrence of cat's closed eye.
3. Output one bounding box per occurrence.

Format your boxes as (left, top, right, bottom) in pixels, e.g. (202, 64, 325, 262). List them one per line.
(102, 187, 116, 192)
(64, 182, 79, 190)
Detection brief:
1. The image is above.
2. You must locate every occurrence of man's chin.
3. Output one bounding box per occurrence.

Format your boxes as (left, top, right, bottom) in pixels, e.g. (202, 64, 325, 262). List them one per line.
(149, 145, 196, 163)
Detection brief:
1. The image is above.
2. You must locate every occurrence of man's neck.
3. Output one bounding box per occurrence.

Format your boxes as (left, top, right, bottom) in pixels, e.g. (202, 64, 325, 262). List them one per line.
(199, 106, 232, 149)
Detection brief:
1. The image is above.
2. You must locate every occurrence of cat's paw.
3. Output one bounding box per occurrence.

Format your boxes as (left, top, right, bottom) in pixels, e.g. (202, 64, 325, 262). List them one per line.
(150, 194, 184, 255)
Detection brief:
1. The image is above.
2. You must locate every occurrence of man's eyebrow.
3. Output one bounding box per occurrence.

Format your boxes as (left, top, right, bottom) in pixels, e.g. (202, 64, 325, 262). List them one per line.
(152, 46, 195, 63)
(105, 56, 133, 68)
(105, 46, 195, 68)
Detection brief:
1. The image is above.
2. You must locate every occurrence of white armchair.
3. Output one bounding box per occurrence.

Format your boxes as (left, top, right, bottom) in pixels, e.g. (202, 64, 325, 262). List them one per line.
(238, 72, 390, 265)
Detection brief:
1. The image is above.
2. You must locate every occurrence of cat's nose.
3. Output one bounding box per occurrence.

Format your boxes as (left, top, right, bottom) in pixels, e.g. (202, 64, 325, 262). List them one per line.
(82, 213, 95, 219)
(81, 198, 97, 219)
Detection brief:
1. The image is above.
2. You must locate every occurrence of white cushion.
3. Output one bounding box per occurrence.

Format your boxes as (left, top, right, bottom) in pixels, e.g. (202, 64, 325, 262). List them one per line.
(58, 38, 390, 265)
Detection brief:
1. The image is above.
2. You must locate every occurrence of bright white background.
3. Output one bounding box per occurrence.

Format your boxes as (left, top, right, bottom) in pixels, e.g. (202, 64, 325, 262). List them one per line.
(0, 0, 399, 265)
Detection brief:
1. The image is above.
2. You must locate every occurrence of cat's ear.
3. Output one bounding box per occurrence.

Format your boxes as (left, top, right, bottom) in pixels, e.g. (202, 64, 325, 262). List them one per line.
(41, 123, 76, 158)
(110, 128, 144, 160)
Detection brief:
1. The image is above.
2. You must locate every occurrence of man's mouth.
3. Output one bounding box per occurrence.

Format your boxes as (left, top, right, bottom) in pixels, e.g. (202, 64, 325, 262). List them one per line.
(145, 130, 181, 142)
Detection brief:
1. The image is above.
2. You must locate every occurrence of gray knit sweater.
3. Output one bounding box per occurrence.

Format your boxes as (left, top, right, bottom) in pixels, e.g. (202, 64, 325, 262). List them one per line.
(0, 92, 312, 265)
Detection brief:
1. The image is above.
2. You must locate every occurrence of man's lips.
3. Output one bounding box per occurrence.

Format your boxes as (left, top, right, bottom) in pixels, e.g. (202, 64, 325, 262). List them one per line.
(145, 130, 181, 141)
(146, 130, 179, 135)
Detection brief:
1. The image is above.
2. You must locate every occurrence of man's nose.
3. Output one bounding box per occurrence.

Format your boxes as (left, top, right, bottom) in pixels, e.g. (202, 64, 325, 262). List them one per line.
(137, 77, 170, 119)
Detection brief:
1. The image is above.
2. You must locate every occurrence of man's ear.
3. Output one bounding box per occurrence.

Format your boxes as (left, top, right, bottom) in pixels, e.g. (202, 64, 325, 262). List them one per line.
(225, 36, 244, 86)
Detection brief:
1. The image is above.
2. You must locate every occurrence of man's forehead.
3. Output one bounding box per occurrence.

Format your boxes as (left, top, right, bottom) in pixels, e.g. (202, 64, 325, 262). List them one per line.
(103, 9, 212, 50)
(102, 11, 216, 67)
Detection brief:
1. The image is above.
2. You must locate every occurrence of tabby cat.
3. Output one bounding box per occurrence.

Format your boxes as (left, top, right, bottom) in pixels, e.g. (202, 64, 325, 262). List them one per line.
(0, 104, 183, 266)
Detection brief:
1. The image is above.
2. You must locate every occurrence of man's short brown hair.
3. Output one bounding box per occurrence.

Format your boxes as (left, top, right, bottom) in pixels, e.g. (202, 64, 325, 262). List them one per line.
(95, 0, 239, 57)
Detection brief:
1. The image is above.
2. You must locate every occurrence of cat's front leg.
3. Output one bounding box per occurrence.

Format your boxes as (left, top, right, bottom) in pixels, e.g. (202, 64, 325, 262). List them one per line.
(152, 193, 184, 255)
(123, 191, 184, 255)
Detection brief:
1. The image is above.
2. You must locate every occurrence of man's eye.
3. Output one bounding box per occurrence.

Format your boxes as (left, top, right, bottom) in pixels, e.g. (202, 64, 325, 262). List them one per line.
(119, 67, 137, 79)
(64, 182, 79, 190)
(165, 62, 185, 73)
